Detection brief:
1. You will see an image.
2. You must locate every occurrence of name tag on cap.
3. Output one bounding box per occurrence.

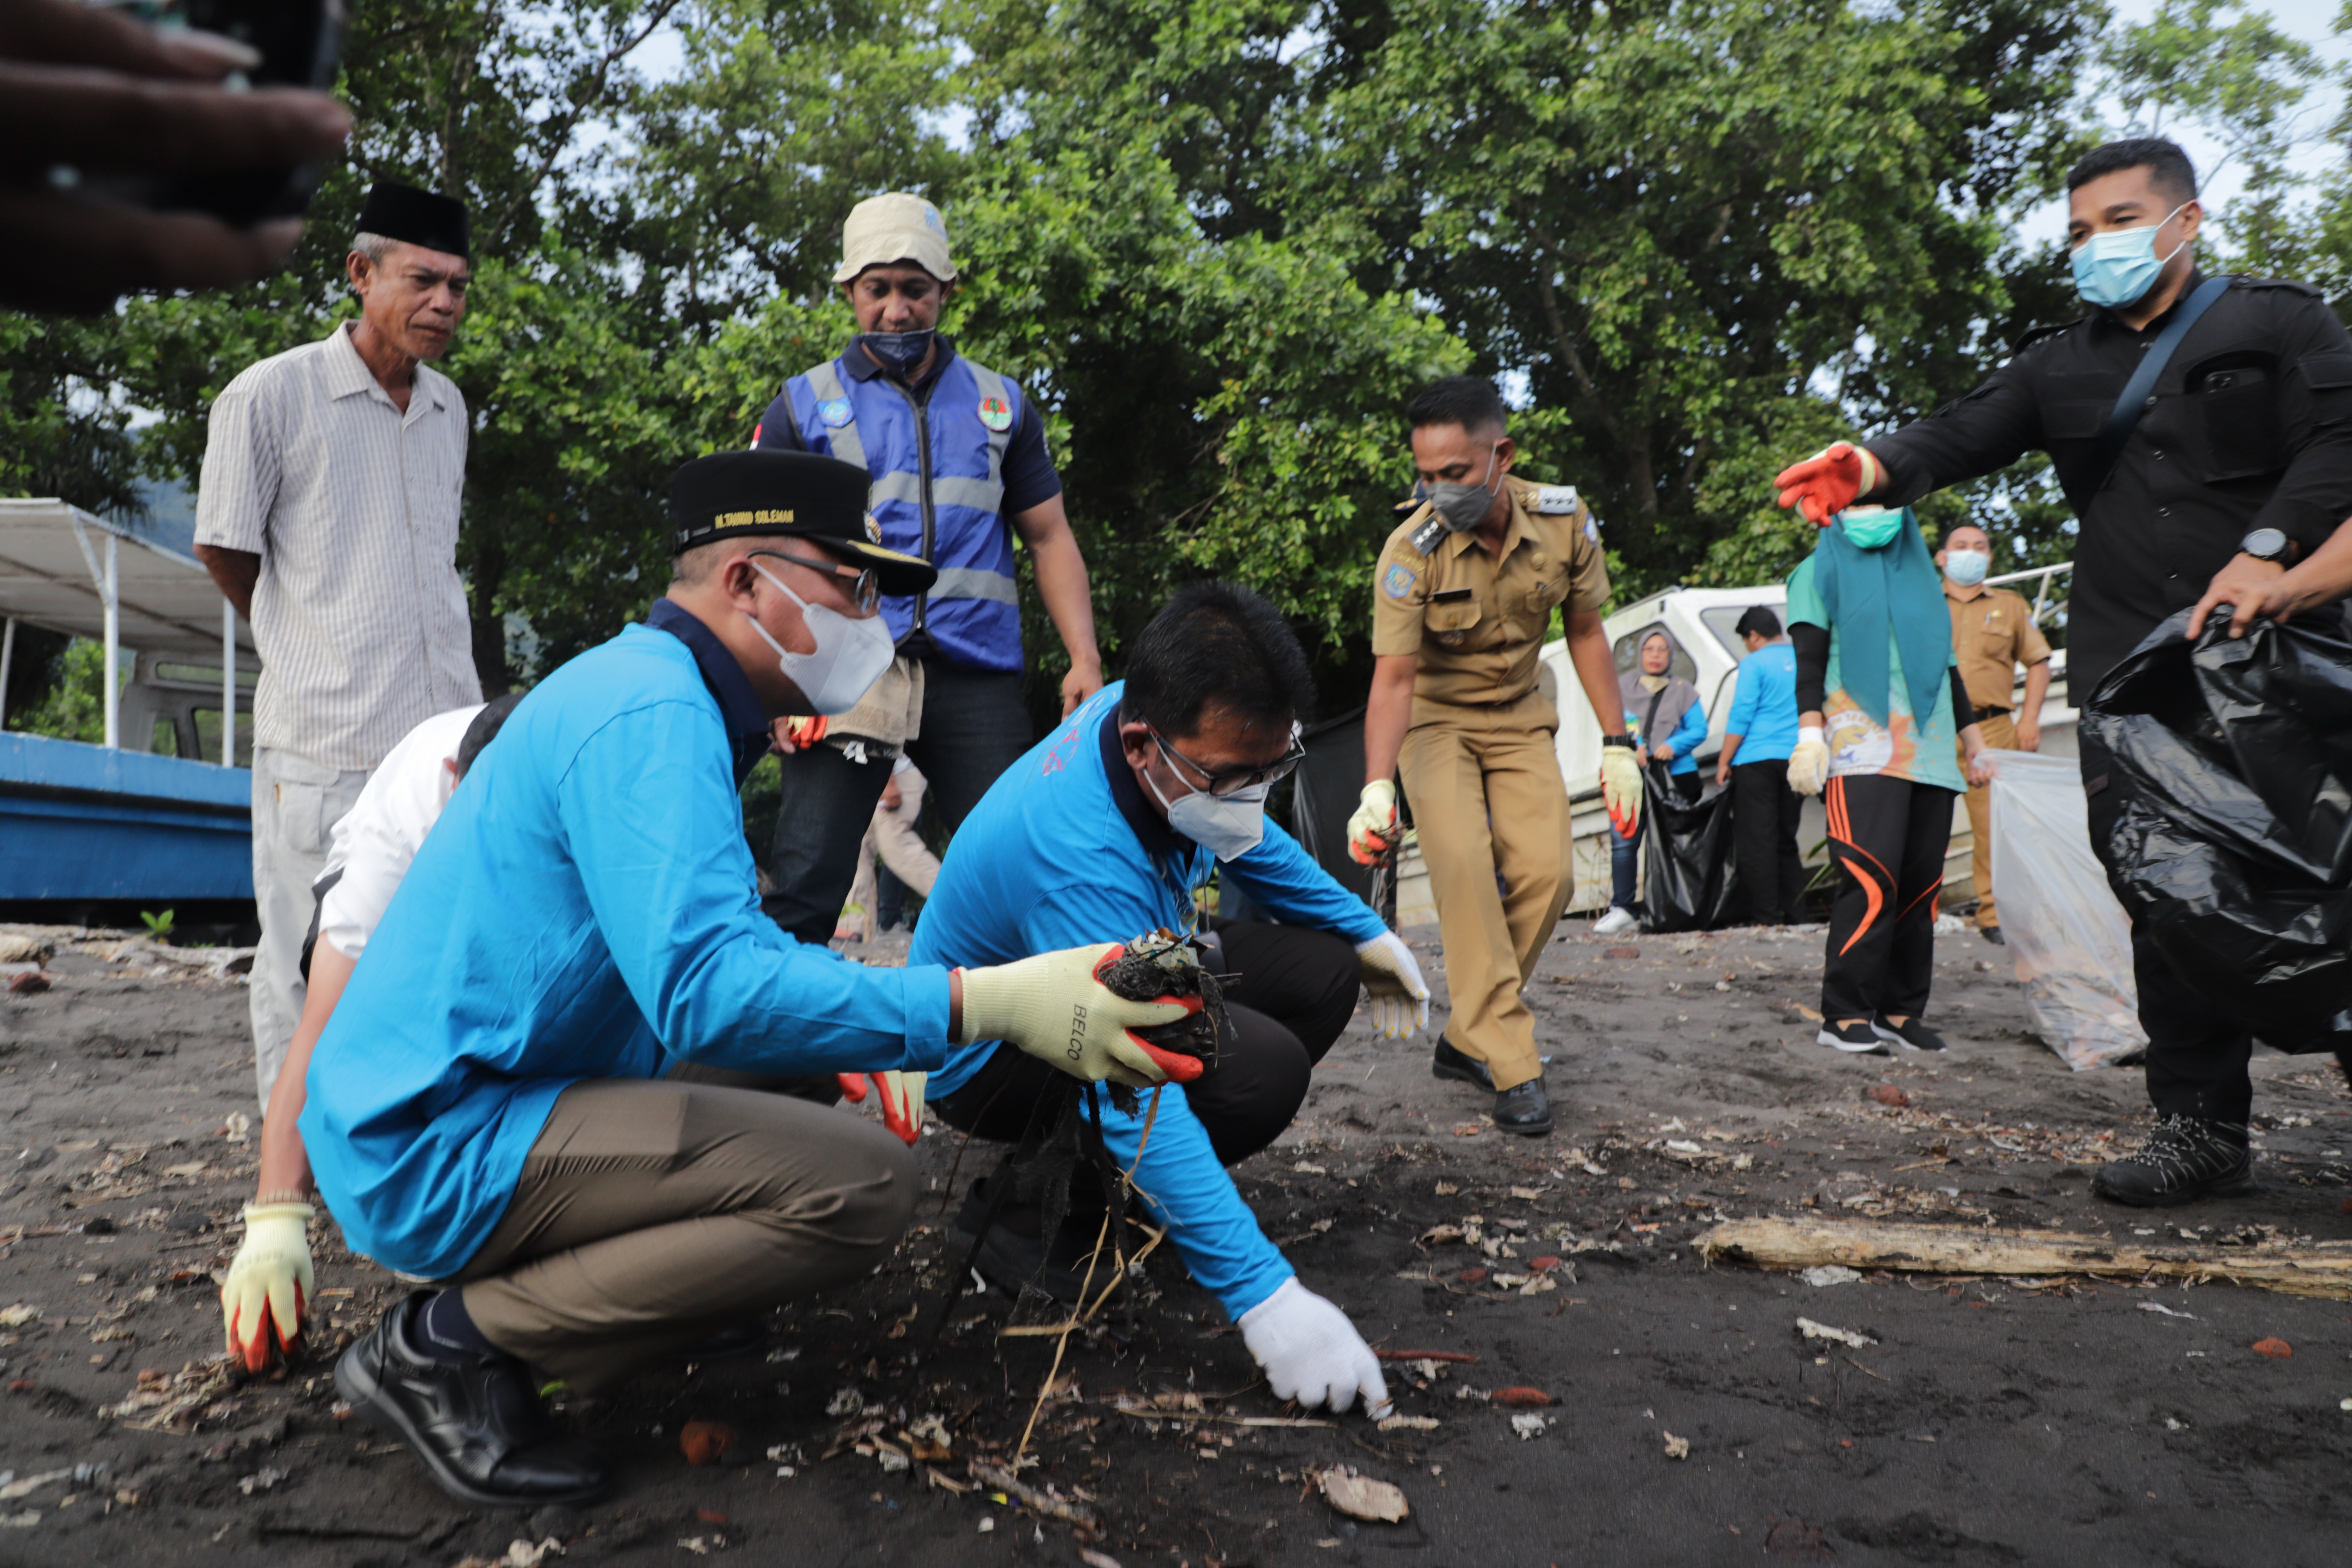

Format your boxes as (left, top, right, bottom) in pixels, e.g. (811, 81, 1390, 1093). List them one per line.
(1534, 485, 1579, 514)
(818, 397, 854, 429)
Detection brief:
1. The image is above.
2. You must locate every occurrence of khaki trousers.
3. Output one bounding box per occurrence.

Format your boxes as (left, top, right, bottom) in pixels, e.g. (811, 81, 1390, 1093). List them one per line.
(249, 747, 369, 1112)
(1957, 709, 2018, 929)
(844, 767, 942, 937)
(452, 1079, 914, 1394)
(1398, 695, 1574, 1090)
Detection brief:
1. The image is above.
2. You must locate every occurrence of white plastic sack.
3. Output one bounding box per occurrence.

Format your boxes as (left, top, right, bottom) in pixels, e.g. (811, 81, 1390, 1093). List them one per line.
(1983, 749, 2147, 1070)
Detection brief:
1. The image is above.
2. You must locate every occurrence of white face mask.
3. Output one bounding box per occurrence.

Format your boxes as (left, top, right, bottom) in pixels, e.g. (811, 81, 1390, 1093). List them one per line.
(1943, 548, 1990, 588)
(742, 560, 896, 715)
(1144, 765, 1270, 863)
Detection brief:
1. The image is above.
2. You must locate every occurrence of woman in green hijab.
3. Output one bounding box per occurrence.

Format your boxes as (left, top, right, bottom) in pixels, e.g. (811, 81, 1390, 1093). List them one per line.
(1784, 505, 1994, 1055)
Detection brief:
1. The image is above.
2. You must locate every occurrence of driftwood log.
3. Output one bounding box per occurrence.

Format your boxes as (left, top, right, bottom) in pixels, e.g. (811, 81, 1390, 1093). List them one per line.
(1696, 1216, 2352, 1300)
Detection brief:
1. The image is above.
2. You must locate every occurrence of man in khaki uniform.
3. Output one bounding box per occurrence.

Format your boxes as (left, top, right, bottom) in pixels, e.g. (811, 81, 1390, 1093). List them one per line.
(1347, 378, 1641, 1135)
(1936, 522, 2052, 945)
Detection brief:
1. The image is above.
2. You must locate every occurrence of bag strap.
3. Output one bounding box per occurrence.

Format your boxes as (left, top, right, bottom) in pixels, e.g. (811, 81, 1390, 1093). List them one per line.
(2090, 274, 2231, 491)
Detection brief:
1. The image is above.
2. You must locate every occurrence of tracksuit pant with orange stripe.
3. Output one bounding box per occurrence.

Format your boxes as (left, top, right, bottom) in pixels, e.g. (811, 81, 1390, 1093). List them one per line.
(1821, 773, 1955, 1023)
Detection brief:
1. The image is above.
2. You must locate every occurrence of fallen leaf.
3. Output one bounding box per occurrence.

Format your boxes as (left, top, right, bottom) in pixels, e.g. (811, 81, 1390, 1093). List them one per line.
(1662, 1431, 1690, 1460)
(1788, 1002, 1824, 1021)
(2253, 1338, 2294, 1359)
(1491, 1387, 1552, 1408)
(680, 1420, 740, 1465)
(1796, 1318, 1877, 1349)
(1434, 1182, 1459, 1196)
(1508, 1186, 1544, 1200)
(1319, 1468, 1409, 1523)
(0, 1306, 40, 1328)
(1456, 1268, 1487, 1284)
(1528, 1256, 1561, 1272)
(1866, 1084, 1911, 1109)
(1377, 1415, 1440, 1432)
(1080, 1551, 1124, 1568)
(7, 973, 50, 996)
(1605, 946, 1640, 960)
(1292, 1162, 1327, 1175)
(1799, 1266, 1861, 1287)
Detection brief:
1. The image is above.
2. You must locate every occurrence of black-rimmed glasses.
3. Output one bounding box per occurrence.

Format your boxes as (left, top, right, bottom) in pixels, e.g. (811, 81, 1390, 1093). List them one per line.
(751, 548, 880, 613)
(1150, 724, 1306, 798)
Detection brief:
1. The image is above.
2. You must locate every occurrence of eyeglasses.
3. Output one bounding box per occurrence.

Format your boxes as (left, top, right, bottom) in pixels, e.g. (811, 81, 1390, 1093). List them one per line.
(750, 548, 880, 613)
(1149, 724, 1306, 798)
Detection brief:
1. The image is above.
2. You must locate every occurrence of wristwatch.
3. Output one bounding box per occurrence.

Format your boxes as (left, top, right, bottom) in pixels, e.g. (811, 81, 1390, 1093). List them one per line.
(2241, 527, 2291, 562)
(1602, 733, 1637, 749)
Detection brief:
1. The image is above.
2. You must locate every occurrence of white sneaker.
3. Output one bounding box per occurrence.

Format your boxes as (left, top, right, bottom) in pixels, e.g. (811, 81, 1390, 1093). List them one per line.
(1591, 906, 1638, 936)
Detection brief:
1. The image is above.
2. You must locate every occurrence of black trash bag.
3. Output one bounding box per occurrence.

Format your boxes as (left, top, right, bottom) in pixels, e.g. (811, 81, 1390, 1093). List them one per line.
(2082, 605, 2352, 1048)
(1638, 768, 1742, 933)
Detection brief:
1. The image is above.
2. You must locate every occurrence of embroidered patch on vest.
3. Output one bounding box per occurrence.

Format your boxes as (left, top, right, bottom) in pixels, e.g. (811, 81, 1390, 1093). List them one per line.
(978, 395, 1013, 433)
(818, 397, 854, 428)
(1382, 563, 1418, 600)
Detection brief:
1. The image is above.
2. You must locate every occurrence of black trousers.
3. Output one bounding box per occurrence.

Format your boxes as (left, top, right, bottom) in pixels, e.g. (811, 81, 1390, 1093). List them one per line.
(1820, 774, 1953, 1022)
(1730, 759, 1808, 923)
(932, 921, 1362, 1170)
(2079, 733, 2254, 1124)
(763, 659, 1033, 945)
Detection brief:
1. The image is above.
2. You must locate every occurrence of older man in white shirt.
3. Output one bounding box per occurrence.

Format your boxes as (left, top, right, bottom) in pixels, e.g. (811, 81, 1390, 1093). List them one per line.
(194, 180, 484, 1112)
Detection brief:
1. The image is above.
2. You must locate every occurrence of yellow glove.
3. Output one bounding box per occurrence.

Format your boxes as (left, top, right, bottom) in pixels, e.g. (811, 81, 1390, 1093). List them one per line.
(1346, 780, 1400, 866)
(1599, 743, 1643, 834)
(1786, 726, 1830, 796)
(1353, 930, 1430, 1038)
(958, 944, 1201, 1089)
(873, 1070, 926, 1144)
(220, 1201, 314, 1372)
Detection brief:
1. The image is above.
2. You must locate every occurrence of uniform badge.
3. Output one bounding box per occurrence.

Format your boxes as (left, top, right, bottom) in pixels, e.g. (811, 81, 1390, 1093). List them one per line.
(1409, 515, 1450, 556)
(1438, 631, 1465, 646)
(1382, 563, 1417, 600)
(1535, 485, 1579, 514)
(978, 395, 1014, 433)
(818, 397, 855, 429)
(1585, 514, 1602, 546)
(864, 512, 883, 544)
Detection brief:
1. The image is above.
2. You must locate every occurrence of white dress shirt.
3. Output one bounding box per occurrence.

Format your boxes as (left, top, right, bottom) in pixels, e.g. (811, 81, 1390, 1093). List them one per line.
(315, 704, 482, 959)
(195, 322, 482, 769)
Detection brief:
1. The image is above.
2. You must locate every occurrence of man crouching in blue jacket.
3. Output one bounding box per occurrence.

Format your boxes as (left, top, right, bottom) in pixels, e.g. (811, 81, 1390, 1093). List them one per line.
(304, 451, 1194, 1508)
(913, 582, 1433, 1416)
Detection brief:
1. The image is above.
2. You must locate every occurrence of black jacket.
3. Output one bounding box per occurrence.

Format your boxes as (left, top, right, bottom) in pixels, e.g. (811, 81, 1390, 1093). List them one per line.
(1868, 273, 2352, 697)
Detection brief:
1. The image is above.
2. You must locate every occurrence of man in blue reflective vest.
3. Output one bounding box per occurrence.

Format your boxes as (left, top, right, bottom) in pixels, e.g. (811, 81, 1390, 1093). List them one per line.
(752, 192, 1106, 942)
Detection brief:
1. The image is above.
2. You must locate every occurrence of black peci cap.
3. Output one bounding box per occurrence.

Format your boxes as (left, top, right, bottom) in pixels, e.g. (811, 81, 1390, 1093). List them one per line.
(356, 180, 471, 261)
(670, 450, 937, 597)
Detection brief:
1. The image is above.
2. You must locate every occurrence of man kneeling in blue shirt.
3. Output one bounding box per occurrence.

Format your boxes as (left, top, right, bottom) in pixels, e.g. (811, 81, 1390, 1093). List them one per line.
(306, 451, 1196, 1508)
(913, 583, 1432, 1416)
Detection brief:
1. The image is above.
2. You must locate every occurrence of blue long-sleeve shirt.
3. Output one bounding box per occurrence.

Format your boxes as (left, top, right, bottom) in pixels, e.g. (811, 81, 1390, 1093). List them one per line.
(303, 602, 954, 1280)
(911, 682, 1385, 1318)
(1625, 691, 1710, 776)
(1722, 641, 1801, 764)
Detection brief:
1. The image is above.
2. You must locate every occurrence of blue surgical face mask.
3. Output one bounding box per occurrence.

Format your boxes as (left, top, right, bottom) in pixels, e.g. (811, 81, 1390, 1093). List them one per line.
(864, 330, 934, 377)
(1839, 507, 1904, 550)
(1943, 548, 1990, 587)
(2070, 203, 2188, 309)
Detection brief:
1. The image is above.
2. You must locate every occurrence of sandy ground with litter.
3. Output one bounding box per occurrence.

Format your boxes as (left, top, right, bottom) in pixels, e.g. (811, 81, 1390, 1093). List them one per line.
(4, 915, 2351, 1567)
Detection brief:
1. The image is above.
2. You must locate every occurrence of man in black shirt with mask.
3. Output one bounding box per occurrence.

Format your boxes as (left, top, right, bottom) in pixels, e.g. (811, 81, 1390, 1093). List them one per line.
(1773, 137, 2352, 1209)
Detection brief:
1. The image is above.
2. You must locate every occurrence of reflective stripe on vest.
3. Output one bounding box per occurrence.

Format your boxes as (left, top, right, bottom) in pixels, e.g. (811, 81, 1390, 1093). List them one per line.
(802, 361, 868, 471)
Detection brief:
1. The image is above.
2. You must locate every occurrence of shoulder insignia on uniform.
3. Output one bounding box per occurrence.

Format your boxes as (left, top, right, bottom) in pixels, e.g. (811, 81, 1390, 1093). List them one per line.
(1382, 562, 1418, 601)
(1584, 513, 1601, 547)
(2010, 318, 2086, 355)
(1534, 484, 1579, 514)
(818, 397, 855, 429)
(1409, 514, 1450, 556)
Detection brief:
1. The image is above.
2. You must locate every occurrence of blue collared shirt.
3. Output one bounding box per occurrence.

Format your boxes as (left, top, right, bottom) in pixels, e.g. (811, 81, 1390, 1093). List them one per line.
(303, 601, 954, 1280)
(910, 682, 1385, 1317)
(1723, 641, 1801, 764)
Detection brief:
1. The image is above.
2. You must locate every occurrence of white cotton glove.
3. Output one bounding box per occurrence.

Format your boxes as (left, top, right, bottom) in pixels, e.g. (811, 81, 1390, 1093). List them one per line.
(1354, 930, 1430, 1039)
(958, 943, 1202, 1088)
(1786, 725, 1830, 797)
(221, 1202, 314, 1373)
(1599, 743, 1643, 834)
(1346, 780, 1401, 866)
(1239, 1278, 1392, 1416)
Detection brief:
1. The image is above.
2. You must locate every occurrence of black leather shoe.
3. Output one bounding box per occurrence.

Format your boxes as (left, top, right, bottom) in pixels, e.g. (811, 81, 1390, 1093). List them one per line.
(336, 1294, 608, 1508)
(2090, 1115, 2258, 1208)
(1980, 926, 2006, 946)
(1432, 1037, 1493, 1090)
(948, 1180, 1114, 1305)
(1491, 1077, 1553, 1137)
(675, 1319, 766, 1364)
(1872, 1015, 1949, 1052)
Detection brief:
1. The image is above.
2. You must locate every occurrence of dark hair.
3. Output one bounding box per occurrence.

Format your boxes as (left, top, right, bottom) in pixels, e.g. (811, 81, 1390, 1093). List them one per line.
(2065, 137, 2197, 204)
(1733, 606, 1782, 640)
(1121, 581, 1314, 739)
(1935, 521, 1991, 551)
(1405, 376, 1509, 436)
(456, 692, 523, 778)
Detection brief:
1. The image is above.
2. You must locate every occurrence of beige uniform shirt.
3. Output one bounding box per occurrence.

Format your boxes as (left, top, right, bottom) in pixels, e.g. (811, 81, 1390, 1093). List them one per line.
(195, 323, 482, 770)
(1371, 475, 1609, 714)
(1943, 583, 2052, 715)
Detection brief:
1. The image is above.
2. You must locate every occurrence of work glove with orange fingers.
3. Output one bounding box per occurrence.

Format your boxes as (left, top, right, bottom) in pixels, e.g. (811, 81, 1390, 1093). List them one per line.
(834, 1070, 928, 1144)
(1772, 442, 1887, 527)
(220, 1201, 313, 1372)
(957, 944, 1202, 1089)
(1599, 744, 1644, 836)
(1345, 780, 1400, 866)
